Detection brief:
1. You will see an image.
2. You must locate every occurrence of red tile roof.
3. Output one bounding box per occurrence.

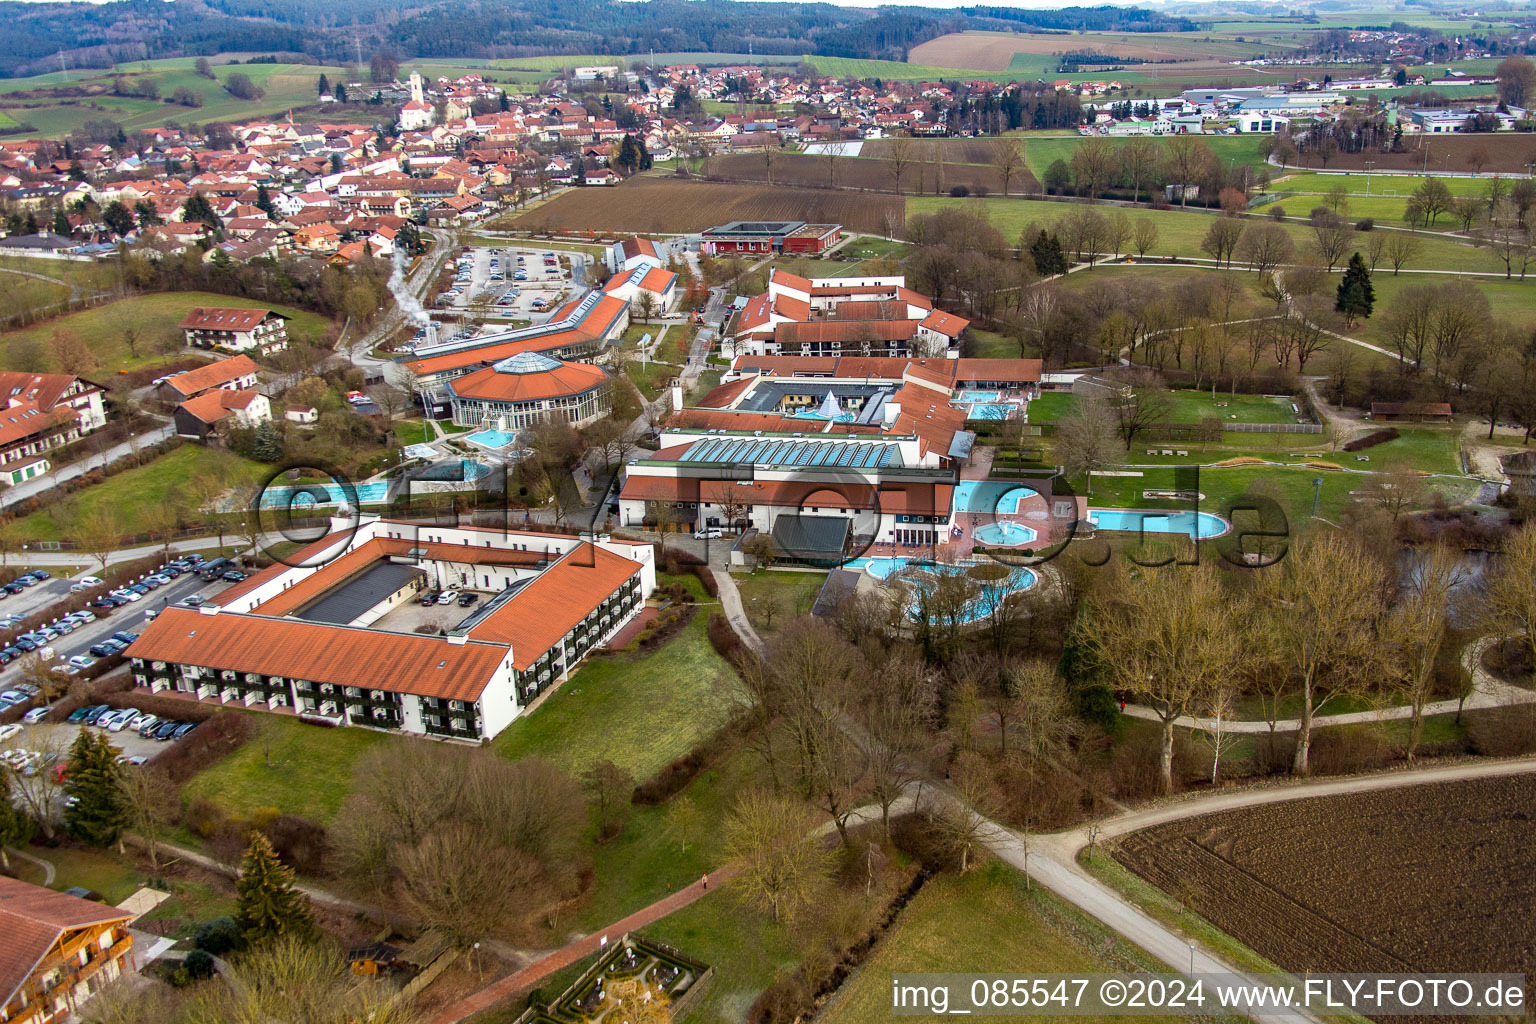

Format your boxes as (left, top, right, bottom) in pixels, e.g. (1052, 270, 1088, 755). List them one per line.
(0, 371, 94, 410)
(954, 358, 1043, 383)
(177, 389, 260, 424)
(127, 607, 510, 701)
(163, 355, 259, 398)
(447, 359, 609, 403)
(0, 402, 75, 448)
(696, 375, 757, 409)
(470, 543, 640, 669)
(178, 307, 285, 332)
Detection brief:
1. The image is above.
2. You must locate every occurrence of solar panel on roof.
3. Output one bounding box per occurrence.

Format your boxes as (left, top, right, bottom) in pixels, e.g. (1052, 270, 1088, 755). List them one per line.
(879, 447, 894, 467)
(812, 446, 836, 467)
(835, 445, 856, 467)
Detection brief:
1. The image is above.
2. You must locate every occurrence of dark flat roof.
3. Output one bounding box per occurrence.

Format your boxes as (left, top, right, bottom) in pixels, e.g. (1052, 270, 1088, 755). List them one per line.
(293, 560, 424, 625)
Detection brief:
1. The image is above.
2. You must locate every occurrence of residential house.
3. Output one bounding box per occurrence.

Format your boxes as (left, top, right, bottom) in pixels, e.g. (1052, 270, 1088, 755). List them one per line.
(174, 389, 273, 439)
(178, 309, 290, 355)
(159, 354, 261, 402)
(0, 876, 135, 1024)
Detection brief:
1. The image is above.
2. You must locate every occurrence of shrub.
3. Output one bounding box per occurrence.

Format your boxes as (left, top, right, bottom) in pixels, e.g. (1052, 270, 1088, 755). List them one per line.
(193, 917, 243, 955)
(265, 814, 330, 875)
(1309, 723, 1391, 774)
(146, 711, 256, 785)
(183, 949, 216, 980)
(948, 185, 970, 197)
(632, 715, 749, 805)
(705, 611, 745, 662)
(185, 799, 225, 839)
(1355, 218, 1374, 231)
(1342, 427, 1399, 452)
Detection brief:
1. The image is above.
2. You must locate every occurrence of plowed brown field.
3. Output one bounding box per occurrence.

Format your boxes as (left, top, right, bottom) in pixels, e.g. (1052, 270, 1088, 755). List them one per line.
(1290, 134, 1536, 174)
(505, 179, 905, 235)
(1114, 774, 1536, 981)
(910, 30, 1270, 70)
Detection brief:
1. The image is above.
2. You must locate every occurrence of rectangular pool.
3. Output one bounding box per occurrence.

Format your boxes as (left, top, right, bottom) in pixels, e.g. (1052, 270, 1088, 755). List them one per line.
(953, 481, 1039, 515)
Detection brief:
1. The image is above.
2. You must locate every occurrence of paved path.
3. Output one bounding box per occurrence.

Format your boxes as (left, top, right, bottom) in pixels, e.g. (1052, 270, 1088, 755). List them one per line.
(0, 425, 174, 511)
(426, 865, 740, 1024)
(710, 568, 764, 653)
(5, 847, 55, 885)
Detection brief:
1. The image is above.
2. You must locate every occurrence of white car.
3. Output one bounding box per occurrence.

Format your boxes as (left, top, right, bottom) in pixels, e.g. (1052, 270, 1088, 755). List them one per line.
(104, 708, 135, 731)
(112, 589, 141, 602)
(436, 590, 460, 605)
(693, 527, 724, 540)
(23, 707, 49, 725)
(127, 712, 155, 731)
(0, 723, 22, 742)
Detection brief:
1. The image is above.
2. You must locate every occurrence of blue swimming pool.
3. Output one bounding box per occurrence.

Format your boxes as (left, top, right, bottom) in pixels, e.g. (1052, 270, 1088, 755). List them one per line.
(966, 403, 1013, 420)
(961, 390, 1002, 403)
(844, 557, 1038, 623)
(1088, 508, 1229, 538)
(953, 481, 1038, 516)
(790, 409, 856, 423)
(467, 429, 516, 449)
(260, 481, 391, 509)
(973, 521, 1037, 546)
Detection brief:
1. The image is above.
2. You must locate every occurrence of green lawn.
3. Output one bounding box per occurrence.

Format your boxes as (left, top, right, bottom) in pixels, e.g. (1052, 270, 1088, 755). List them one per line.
(1353, 273, 1536, 355)
(0, 255, 124, 291)
(1275, 171, 1490, 199)
(0, 291, 330, 375)
(627, 359, 674, 402)
(12, 445, 269, 543)
(1027, 390, 1298, 426)
(492, 575, 736, 780)
(1022, 134, 1274, 183)
(735, 570, 827, 635)
(906, 196, 1514, 275)
(822, 863, 1185, 1024)
(181, 714, 395, 824)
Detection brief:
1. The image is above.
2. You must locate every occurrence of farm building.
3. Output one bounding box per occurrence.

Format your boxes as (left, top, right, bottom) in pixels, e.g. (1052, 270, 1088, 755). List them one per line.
(1370, 402, 1453, 423)
(700, 220, 840, 256)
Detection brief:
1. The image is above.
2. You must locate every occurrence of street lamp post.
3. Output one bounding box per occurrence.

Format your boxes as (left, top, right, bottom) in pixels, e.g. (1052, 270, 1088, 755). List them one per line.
(1364, 159, 1374, 196)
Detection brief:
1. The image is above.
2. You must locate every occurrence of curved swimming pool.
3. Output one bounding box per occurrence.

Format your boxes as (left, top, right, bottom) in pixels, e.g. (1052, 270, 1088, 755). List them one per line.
(973, 521, 1038, 547)
(1088, 508, 1229, 538)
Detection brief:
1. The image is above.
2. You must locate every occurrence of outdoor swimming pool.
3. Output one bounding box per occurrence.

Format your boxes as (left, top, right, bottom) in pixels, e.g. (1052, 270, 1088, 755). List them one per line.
(844, 557, 1038, 623)
(789, 409, 856, 423)
(961, 390, 1002, 402)
(953, 481, 1038, 516)
(973, 521, 1037, 547)
(260, 481, 391, 509)
(467, 429, 517, 449)
(1088, 509, 1230, 538)
(965, 403, 1013, 420)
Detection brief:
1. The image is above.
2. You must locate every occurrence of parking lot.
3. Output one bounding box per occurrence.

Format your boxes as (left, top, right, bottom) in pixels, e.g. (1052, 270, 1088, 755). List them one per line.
(373, 587, 491, 634)
(0, 561, 238, 688)
(425, 245, 590, 330)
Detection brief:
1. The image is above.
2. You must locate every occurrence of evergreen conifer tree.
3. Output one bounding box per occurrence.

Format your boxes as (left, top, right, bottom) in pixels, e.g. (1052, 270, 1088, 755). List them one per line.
(235, 832, 314, 942)
(63, 731, 126, 847)
(1335, 251, 1375, 323)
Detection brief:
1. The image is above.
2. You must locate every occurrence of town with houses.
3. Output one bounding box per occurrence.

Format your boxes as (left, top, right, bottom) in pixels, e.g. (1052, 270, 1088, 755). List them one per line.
(0, 4, 1535, 1022)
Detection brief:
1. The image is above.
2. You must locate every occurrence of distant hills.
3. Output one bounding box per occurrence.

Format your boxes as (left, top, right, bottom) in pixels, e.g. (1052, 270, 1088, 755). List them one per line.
(0, 0, 1204, 79)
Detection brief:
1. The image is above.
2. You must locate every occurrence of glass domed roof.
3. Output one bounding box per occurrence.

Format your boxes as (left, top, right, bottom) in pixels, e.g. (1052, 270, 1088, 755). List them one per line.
(491, 351, 563, 374)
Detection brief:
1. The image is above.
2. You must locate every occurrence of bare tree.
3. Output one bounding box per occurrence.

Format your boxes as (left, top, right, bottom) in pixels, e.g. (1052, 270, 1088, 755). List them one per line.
(1310, 219, 1354, 272)
(78, 507, 122, 575)
(723, 788, 831, 923)
(988, 138, 1023, 197)
(119, 767, 178, 870)
(1486, 523, 1536, 683)
(1236, 223, 1295, 277)
(1132, 218, 1159, 258)
(1055, 396, 1123, 495)
(923, 750, 999, 873)
(1384, 231, 1422, 276)
(1201, 218, 1246, 269)
(885, 136, 915, 194)
(856, 651, 934, 834)
(1162, 135, 1214, 208)
(1256, 532, 1390, 774)
(1070, 137, 1117, 200)
(1118, 137, 1159, 205)
(1391, 544, 1471, 760)
(1079, 563, 1245, 794)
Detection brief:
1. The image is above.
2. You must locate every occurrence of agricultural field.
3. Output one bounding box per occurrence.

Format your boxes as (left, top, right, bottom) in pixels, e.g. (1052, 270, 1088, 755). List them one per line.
(909, 29, 1280, 72)
(862, 137, 1018, 167)
(800, 55, 1006, 81)
(1023, 133, 1275, 183)
(0, 291, 330, 377)
(507, 179, 904, 235)
(1286, 135, 1536, 175)
(708, 150, 1038, 196)
(1112, 774, 1536, 978)
(0, 58, 333, 136)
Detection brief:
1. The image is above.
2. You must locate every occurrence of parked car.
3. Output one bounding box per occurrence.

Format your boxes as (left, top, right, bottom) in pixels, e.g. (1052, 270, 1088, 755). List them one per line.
(67, 705, 100, 723)
(222, 570, 248, 582)
(126, 712, 155, 732)
(457, 592, 478, 607)
(693, 527, 724, 539)
(0, 648, 20, 664)
(153, 720, 181, 741)
(117, 755, 148, 767)
(0, 724, 23, 742)
(111, 631, 140, 645)
(180, 595, 205, 608)
(436, 590, 460, 605)
(14, 684, 38, 697)
(82, 706, 113, 726)
(2, 583, 23, 595)
(0, 690, 29, 707)
(22, 707, 49, 725)
(172, 722, 197, 740)
(418, 591, 439, 606)
(102, 707, 133, 730)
